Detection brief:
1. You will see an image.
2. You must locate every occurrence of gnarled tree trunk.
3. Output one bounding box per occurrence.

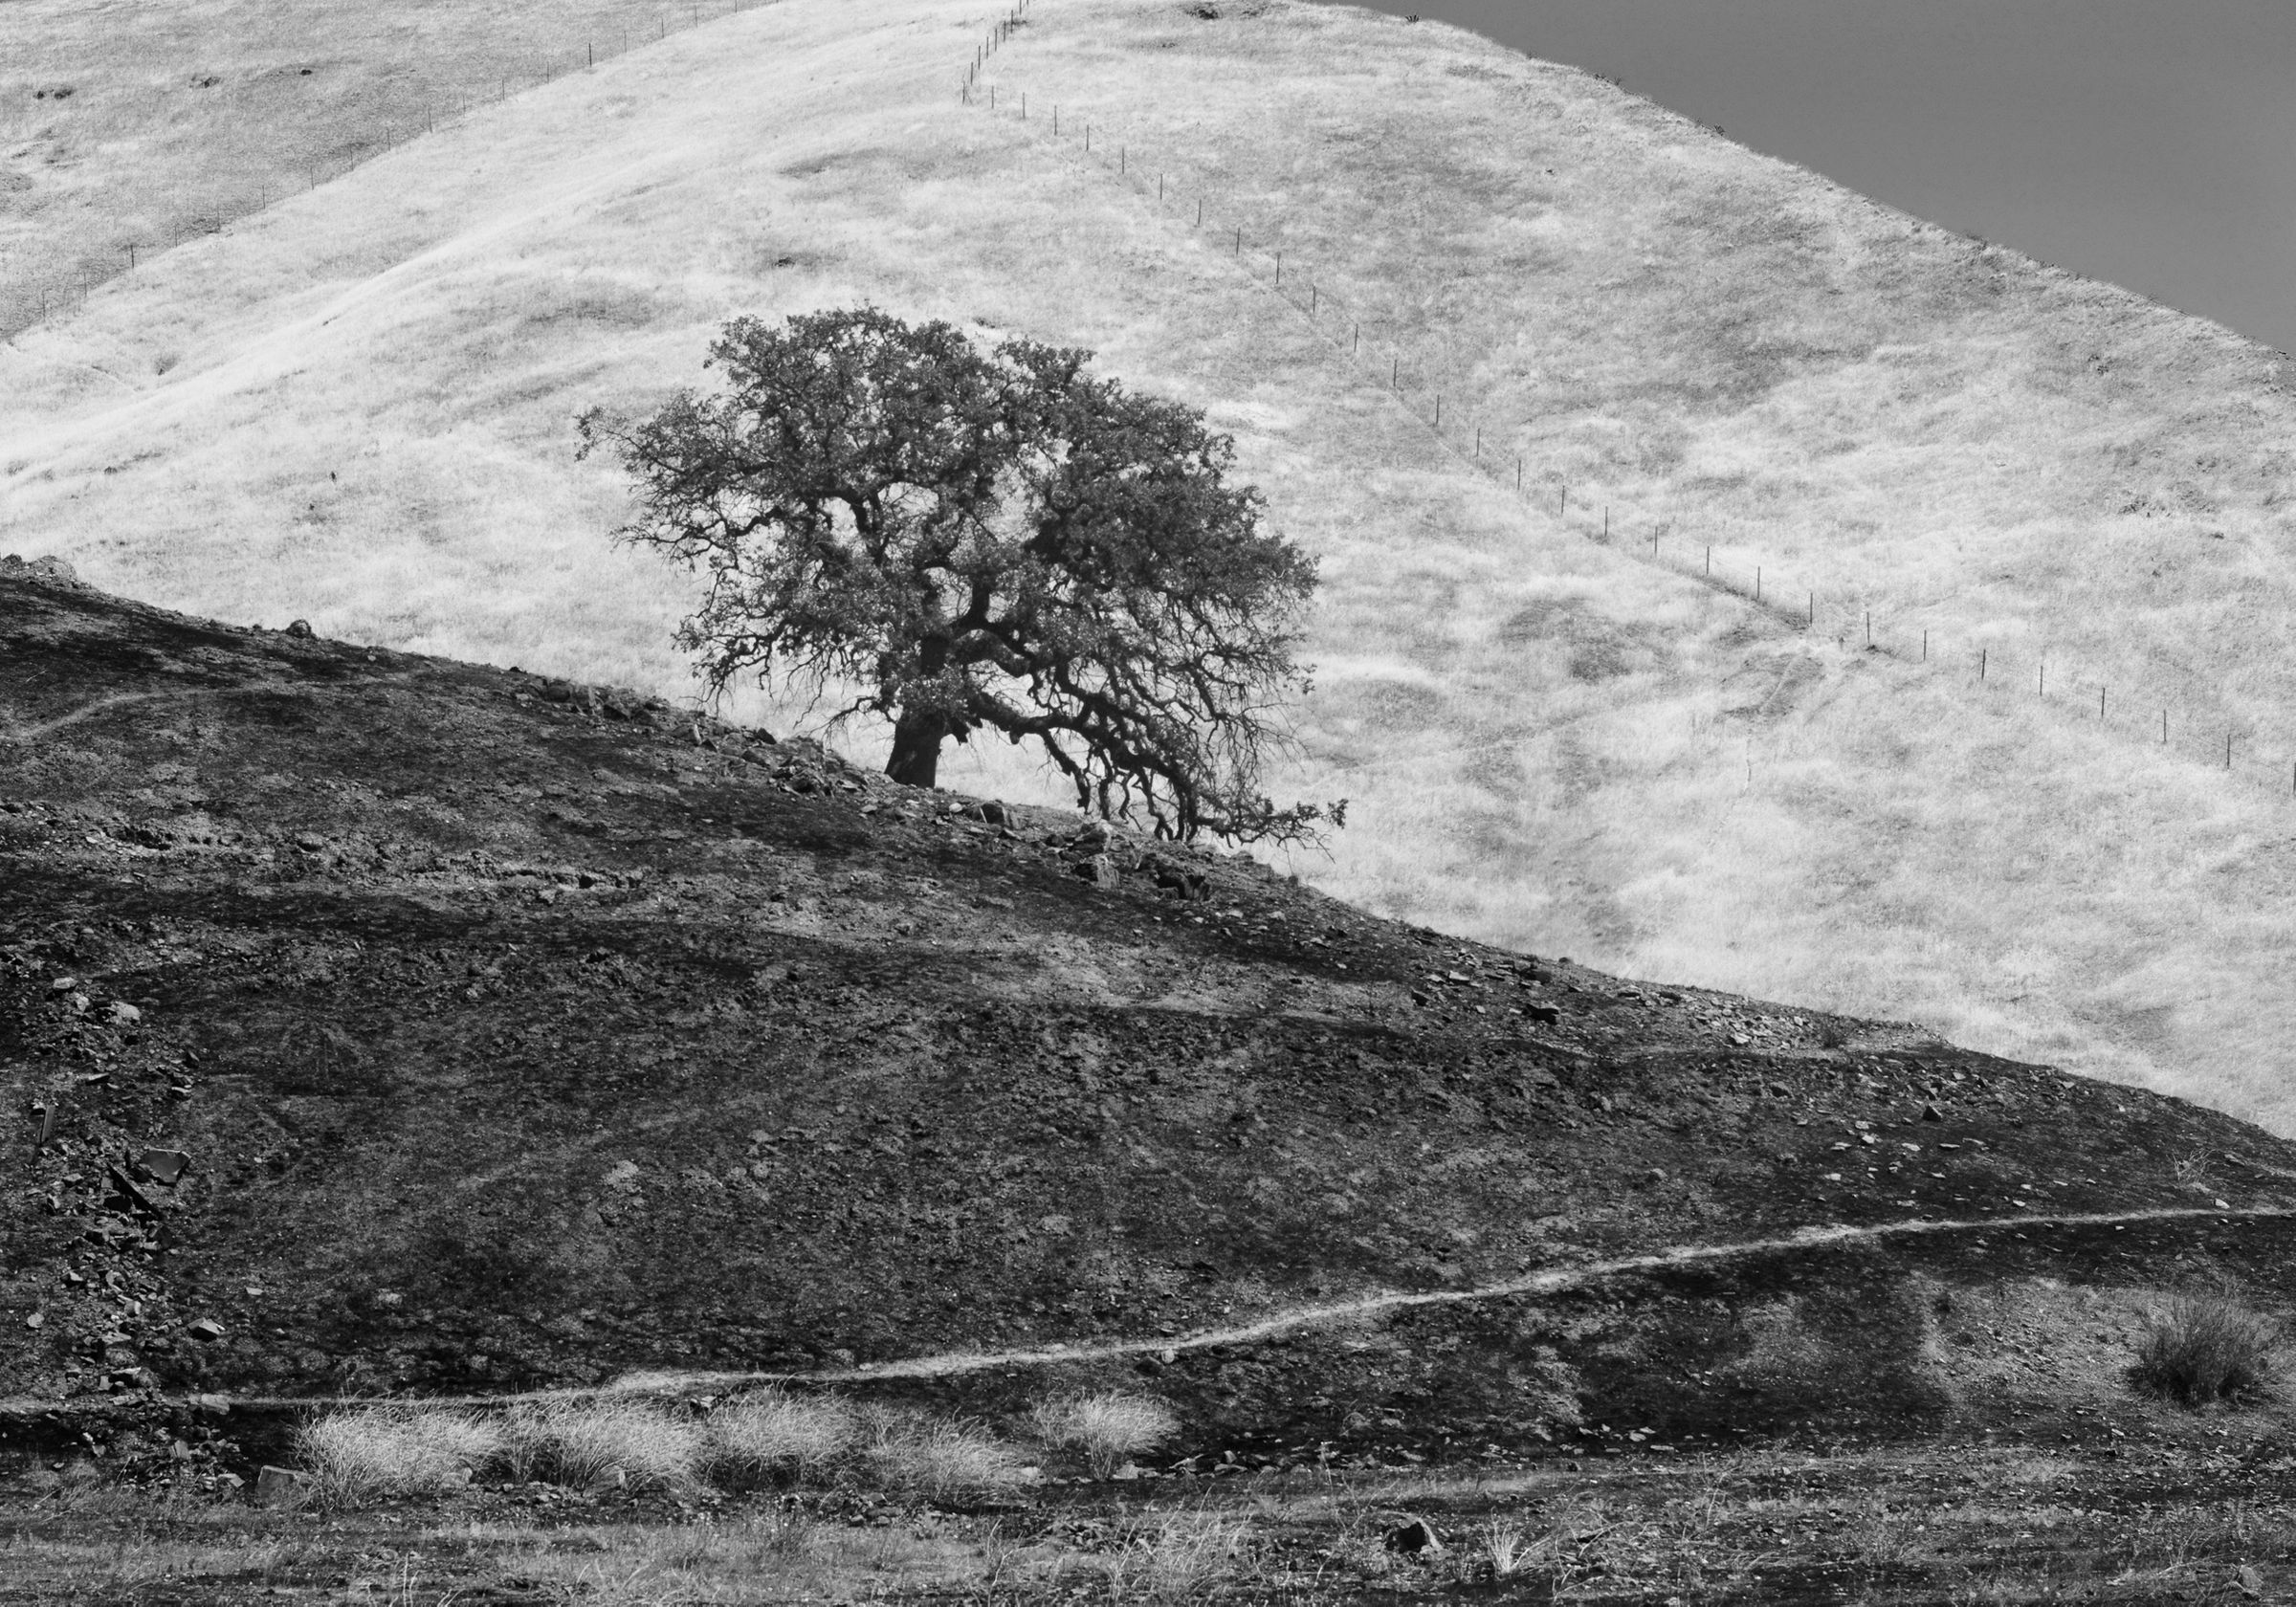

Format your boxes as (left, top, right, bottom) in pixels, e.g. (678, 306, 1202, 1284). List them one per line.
(886, 706, 947, 788)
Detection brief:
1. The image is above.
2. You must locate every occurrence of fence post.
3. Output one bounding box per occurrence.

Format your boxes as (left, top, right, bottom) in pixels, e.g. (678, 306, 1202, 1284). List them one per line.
(1705, 545, 1711, 576)
(1755, 566, 1761, 603)
(1603, 506, 1609, 539)
(1809, 592, 1815, 627)
(1353, 323, 1359, 354)
(588, 41, 594, 67)
(1515, 456, 1522, 492)
(1922, 629, 1929, 662)
(1561, 487, 1567, 516)
(2039, 661, 2045, 695)
(1310, 285, 1317, 315)
(1434, 395, 1441, 427)
(1865, 609, 1871, 648)
(2100, 686, 2106, 720)
(1274, 252, 1281, 284)
(2227, 733, 2234, 768)
(1981, 649, 1987, 682)
(2162, 709, 2168, 743)
(1473, 427, 1480, 457)
(1392, 355, 1399, 387)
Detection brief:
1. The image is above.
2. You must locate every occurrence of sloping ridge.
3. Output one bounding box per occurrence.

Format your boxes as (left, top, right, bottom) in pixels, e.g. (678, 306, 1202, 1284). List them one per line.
(4, 0, 2296, 1138)
(6, 568, 2296, 1467)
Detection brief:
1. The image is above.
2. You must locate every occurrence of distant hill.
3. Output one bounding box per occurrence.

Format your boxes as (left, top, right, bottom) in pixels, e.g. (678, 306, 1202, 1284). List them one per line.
(7, 567, 2296, 1470)
(6, 0, 2296, 1135)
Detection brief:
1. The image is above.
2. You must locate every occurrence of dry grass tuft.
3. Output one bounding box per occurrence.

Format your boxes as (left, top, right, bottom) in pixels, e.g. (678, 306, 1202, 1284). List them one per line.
(703, 1388, 857, 1480)
(508, 1398, 706, 1490)
(296, 1405, 506, 1505)
(1027, 1390, 1181, 1477)
(1095, 1513, 1255, 1603)
(854, 1404, 1029, 1497)
(2130, 1287, 2282, 1406)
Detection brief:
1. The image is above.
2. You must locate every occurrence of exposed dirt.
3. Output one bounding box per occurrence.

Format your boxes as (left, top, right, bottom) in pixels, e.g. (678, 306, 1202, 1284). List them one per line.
(6, 562, 2296, 1498)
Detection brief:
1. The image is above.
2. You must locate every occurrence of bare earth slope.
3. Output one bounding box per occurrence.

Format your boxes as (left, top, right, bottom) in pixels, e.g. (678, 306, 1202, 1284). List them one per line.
(7, 0, 2296, 1131)
(8, 566, 2296, 1482)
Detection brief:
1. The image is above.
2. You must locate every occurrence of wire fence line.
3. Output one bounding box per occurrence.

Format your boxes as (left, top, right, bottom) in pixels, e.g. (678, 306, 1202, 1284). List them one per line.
(0, 0, 780, 344)
(960, 30, 2296, 812)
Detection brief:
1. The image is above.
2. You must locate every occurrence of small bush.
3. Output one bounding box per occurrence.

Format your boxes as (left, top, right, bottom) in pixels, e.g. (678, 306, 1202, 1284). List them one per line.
(855, 1404, 1028, 1496)
(297, 1406, 505, 1505)
(1100, 1515, 1254, 1602)
(509, 1398, 706, 1489)
(704, 1389, 856, 1480)
(1027, 1390, 1180, 1477)
(2131, 1287, 2281, 1406)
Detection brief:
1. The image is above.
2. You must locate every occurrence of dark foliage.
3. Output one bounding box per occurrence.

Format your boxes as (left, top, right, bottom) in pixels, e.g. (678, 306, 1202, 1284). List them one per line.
(580, 308, 1339, 845)
(2130, 1286, 2280, 1407)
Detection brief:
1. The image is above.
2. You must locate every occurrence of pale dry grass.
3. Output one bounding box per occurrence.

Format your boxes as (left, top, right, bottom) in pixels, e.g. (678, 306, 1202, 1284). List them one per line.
(852, 1403, 1029, 1497)
(0, 0, 755, 336)
(495, 1509, 990, 1606)
(298, 1404, 508, 1505)
(13, 0, 2296, 1132)
(702, 1388, 856, 1481)
(1026, 1389, 1180, 1477)
(507, 1399, 706, 1490)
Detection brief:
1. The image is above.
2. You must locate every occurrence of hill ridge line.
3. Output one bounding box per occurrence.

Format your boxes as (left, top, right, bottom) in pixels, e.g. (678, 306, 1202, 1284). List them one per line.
(4, 1201, 2274, 1420)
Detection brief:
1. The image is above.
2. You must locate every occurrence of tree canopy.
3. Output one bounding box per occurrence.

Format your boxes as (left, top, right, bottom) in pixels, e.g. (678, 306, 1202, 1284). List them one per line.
(580, 307, 1340, 846)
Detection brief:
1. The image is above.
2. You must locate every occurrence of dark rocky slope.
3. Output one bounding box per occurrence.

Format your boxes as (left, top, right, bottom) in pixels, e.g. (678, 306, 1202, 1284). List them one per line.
(5, 562, 2294, 1477)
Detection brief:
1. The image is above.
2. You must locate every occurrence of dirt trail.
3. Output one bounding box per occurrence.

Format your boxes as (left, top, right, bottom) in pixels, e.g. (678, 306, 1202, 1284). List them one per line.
(16, 1200, 2270, 1420)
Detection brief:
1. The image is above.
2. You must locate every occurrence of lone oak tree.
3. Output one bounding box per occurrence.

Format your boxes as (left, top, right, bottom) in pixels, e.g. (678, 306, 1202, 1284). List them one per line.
(581, 307, 1340, 845)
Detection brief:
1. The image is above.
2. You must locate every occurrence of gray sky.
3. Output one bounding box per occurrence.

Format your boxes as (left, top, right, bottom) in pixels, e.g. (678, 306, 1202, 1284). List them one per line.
(1323, 0, 2296, 354)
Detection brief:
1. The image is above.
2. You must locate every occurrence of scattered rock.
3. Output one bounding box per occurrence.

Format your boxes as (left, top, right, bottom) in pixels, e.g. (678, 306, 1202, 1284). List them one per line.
(107, 1001, 141, 1025)
(1075, 853, 1120, 888)
(2237, 1563, 2264, 1598)
(285, 619, 315, 638)
(254, 1464, 310, 1508)
(24, 1311, 41, 1330)
(135, 1146, 189, 1184)
(1922, 1103, 1944, 1122)
(2, 553, 77, 584)
(187, 1318, 226, 1342)
(1384, 1516, 1442, 1555)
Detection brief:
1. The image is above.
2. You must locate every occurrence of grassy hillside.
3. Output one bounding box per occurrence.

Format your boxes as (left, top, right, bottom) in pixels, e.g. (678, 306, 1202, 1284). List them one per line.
(0, 0, 762, 336)
(9, 569, 2296, 1465)
(7, 0, 2296, 1133)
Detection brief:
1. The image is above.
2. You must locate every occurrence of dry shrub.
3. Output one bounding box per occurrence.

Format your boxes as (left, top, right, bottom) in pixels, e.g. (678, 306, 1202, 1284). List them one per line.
(509, 1398, 705, 1489)
(2131, 1286, 2281, 1407)
(1099, 1514, 1254, 1602)
(1026, 1390, 1181, 1477)
(297, 1406, 505, 1505)
(855, 1404, 1028, 1496)
(704, 1388, 856, 1480)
